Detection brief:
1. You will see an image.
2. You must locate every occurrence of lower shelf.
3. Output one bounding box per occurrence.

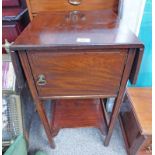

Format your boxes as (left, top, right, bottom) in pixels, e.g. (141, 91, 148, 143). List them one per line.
(51, 99, 107, 137)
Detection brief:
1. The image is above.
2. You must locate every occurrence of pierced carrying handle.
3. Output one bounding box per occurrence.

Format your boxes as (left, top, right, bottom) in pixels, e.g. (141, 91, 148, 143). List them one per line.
(68, 0, 81, 5)
(37, 74, 47, 86)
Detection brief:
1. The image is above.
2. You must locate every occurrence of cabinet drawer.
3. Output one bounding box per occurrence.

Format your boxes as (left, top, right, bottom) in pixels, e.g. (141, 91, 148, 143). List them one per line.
(29, 0, 118, 14)
(27, 49, 127, 98)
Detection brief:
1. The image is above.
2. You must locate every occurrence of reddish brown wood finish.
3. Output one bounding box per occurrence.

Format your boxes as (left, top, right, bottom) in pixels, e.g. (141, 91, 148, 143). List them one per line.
(11, 10, 144, 85)
(27, 50, 127, 99)
(26, 0, 119, 20)
(51, 99, 107, 137)
(119, 117, 146, 155)
(119, 88, 152, 155)
(104, 49, 136, 146)
(127, 88, 152, 136)
(18, 52, 55, 148)
(129, 48, 144, 84)
(11, 10, 143, 50)
(11, 10, 144, 148)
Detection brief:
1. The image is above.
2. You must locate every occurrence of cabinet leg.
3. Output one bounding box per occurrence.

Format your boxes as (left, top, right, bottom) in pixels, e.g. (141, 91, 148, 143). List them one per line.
(18, 52, 56, 148)
(52, 128, 60, 137)
(104, 83, 127, 146)
(104, 97, 121, 146)
(104, 50, 136, 146)
(36, 101, 56, 148)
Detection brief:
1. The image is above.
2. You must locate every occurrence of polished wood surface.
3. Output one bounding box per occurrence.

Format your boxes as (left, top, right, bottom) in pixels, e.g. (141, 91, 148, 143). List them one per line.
(51, 99, 107, 136)
(104, 49, 136, 145)
(129, 48, 144, 84)
(120, 107, 140, 149)
(11, 10, 144, 85)
(26, 0, 119, 20)
(19, 51, 55, 148)
(11, 9, 144, 148)
(127, 88, 152, 135)
(119, 88, 152, 155)
(11, 10, 143, 50)
(28, 50, 127, 98)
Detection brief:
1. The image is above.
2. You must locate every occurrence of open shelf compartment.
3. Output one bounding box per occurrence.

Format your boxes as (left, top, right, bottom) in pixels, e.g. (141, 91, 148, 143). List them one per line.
(51, 98, 108, 137)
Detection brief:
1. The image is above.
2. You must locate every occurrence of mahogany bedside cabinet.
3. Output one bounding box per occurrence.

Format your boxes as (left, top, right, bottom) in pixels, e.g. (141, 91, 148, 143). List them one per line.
(120, 88, 152, 155)
(10, 1, 144, 149)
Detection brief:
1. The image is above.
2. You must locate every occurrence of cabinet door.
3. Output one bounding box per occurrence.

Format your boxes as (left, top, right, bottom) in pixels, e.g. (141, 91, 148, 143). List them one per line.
(27, 49, 127, 98)
(2, 0, 20, 7)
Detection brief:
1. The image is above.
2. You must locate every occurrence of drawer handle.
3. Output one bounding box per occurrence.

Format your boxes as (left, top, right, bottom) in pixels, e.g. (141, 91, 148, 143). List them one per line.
(37, 74, 47, 86)
(68, 0, 81, 5)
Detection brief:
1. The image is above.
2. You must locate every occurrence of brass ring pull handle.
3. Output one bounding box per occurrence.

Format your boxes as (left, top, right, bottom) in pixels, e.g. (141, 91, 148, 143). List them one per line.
(37, 74, 47, 86)
(68, 0, 81, 5)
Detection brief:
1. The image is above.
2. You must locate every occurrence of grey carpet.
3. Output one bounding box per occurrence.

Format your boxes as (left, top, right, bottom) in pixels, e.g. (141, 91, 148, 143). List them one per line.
(28, 101, 127, 155)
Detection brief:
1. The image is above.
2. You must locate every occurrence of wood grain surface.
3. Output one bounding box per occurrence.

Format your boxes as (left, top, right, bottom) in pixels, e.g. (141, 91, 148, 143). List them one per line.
(104, 49, 136, 146)
(127, 88, 152, 136)
(11, 8, 144, 148)
(27, 50, 127, 98)
(119, 88, 152, 155)
(11, 10, 143, 50)
(51, 99, 107, 136)
(19, 51, 56, 148)
(26, 0, 119, 20)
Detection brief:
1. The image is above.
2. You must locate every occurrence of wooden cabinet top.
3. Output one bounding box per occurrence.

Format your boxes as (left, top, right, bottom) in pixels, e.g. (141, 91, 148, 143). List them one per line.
(11, 10, 143, 50)
(127, 88, 152, 135)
